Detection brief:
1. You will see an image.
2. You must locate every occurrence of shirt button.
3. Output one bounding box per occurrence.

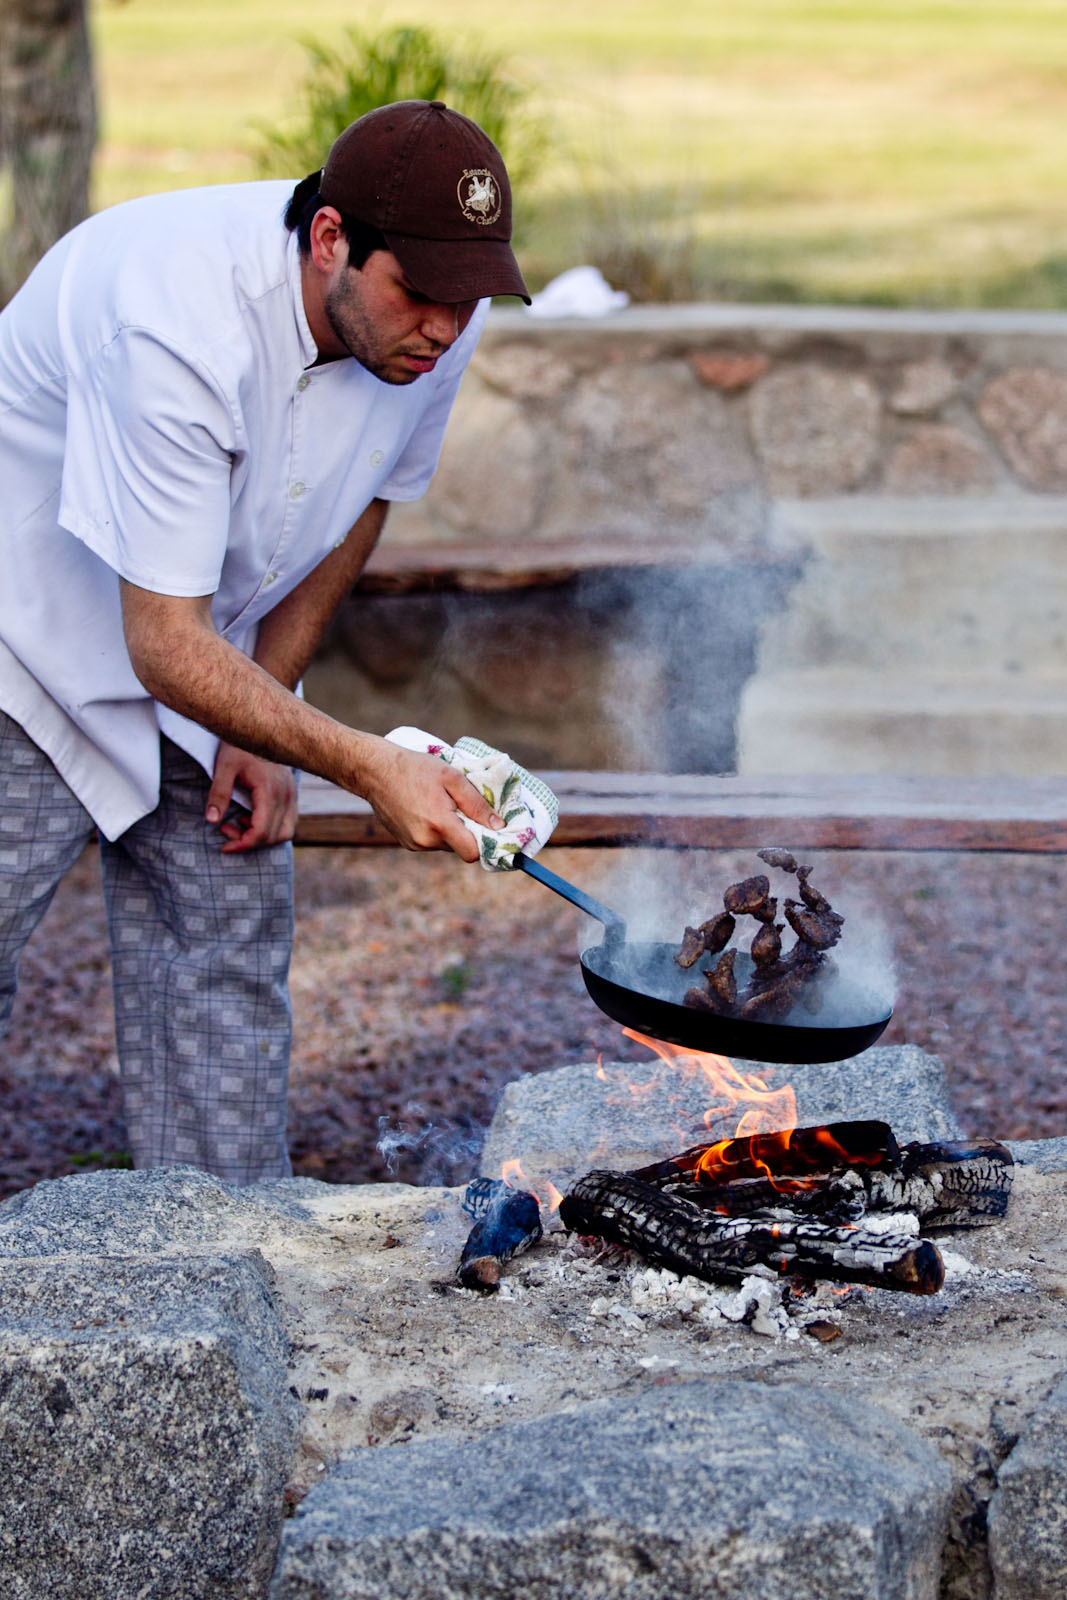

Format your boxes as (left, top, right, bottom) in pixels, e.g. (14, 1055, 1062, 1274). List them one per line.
(369, 449, 385, 467)
(289, 482, 307, 500)
(264, 570, 279, 586)
(297, 374, 311, 392)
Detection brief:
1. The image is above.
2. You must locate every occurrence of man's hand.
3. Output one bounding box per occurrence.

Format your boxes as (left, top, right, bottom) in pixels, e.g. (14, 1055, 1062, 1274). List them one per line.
(359, 743, 503, 862)
(118, 578, 501, 863)
(206, 743, 299, 853)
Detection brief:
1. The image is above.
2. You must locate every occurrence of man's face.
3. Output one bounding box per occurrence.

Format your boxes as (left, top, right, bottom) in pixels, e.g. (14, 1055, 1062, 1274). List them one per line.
(323, 248, 477, 385)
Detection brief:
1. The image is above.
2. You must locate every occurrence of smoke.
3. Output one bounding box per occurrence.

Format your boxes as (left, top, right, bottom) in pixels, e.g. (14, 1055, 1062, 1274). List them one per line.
(376, 1103, 485, 1187)
(582, 557, 801, 776)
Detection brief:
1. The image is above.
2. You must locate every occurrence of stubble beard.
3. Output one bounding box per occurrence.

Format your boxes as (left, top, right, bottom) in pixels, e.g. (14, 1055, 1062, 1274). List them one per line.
(324, 268, 418, 386)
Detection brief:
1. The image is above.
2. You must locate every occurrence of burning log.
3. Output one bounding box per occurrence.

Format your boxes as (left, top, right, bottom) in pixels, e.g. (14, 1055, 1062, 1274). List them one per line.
(867, 1138, 1014, 1228)
(632, 1120, 900, 1186)
(629, 1125, 1013, 1230)
(457, 1177, 542, 1292)
(559, 1170, 945, 1295)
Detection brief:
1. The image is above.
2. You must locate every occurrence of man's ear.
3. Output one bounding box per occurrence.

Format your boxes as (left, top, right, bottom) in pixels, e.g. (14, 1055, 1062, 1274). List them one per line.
(308, 206, 348, 274)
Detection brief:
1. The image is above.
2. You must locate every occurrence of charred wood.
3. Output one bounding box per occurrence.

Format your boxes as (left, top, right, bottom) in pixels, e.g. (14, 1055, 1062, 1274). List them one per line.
(559, 1170, 945, 1295)
(458, 1178, 542, 1293)
(872, 1138, 1014, 1228)
(629, 1130, 1013, 1230)
(631, 1120, 900, 1187)
(647, 1171, 866, 1224)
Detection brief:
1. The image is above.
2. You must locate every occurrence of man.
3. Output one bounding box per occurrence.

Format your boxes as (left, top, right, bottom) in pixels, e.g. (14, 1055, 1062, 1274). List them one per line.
(0, 100, 531, 1184)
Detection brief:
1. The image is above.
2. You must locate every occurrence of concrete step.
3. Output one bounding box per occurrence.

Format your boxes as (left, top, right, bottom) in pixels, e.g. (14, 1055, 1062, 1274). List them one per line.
(761, 496, 1067, 674)
(737, 668, 1067, 777)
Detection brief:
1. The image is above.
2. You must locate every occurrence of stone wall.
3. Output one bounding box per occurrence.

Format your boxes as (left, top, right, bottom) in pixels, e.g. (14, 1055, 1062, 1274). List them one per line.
(306, 306, 1067, 778)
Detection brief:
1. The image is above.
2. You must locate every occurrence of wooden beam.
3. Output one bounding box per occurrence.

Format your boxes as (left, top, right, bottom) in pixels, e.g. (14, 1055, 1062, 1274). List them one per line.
(293, 772, 1067, 852)
(354, 538, 781, 594)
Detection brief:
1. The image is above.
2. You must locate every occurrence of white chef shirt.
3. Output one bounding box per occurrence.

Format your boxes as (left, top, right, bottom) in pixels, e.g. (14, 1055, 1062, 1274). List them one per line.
(0, 181, 488, 839)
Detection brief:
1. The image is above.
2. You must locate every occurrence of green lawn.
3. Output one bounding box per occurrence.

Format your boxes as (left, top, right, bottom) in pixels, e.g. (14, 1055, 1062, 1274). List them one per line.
(89, 0, 1067, 306)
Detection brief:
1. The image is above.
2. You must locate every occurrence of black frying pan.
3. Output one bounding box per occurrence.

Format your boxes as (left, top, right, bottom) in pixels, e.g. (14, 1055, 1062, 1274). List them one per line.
(516, 854, 892, 1065)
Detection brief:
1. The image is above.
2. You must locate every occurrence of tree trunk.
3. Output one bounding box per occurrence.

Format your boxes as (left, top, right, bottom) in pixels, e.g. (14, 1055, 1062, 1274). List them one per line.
(0, 0, 96, 303)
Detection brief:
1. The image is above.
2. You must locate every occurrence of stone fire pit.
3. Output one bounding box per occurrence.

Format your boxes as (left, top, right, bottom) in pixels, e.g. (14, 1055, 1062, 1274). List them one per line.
(1, 1045, 1065, 1598)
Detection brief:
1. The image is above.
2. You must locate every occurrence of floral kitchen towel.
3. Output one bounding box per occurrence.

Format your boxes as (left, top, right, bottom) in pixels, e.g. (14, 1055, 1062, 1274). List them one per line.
(385, 726, 559, 870)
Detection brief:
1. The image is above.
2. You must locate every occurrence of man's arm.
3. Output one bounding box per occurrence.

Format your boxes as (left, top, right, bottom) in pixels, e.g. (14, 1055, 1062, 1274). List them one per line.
(204, 498, 390, 851)
(250, 497, 390, 692)
(119, 505, 501, 860)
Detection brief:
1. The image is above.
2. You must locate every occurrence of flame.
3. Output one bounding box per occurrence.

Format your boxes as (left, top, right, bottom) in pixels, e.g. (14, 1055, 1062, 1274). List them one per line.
(614, 1027, 808, 1190)
(499, 1157, 562, 1214)
(621, 1027, 796, 1141)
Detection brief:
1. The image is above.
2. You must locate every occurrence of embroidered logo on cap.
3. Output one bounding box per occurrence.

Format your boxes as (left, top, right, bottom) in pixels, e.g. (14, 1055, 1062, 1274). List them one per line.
(458, 169, 501, 226)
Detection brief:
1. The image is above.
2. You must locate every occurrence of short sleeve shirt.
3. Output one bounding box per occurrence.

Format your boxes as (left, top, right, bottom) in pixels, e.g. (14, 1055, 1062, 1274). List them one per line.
(0, 181, 488, 838)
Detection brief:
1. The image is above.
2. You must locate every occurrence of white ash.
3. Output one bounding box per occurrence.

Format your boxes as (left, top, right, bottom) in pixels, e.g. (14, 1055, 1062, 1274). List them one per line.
(559, 1238, 848, 1342)
(855, 1209, 920, 1237)
(632, 1267, 802, 1340)
(940, 1247, 978, 1278)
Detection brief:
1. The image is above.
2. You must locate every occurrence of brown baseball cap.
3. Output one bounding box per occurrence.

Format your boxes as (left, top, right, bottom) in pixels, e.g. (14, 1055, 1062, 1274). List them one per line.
(320, 99, 531, 305)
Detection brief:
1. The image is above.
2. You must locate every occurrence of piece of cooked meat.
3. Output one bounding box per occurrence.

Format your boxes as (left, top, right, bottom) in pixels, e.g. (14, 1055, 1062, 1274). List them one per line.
(734, 966, 808, 1022)
(784, 898, 845, 950)
(756, 847, 798, 873)
(684, 985, 721, 1012)
(723, 875, 771, 916)
(675, 925, 707, 969)
(796, 864, 833, 914)
(698, 910, 736, 954)
(750, 920, 783, 969)
(705, 947, 738, 1008)
(736, 946, 825, 1021)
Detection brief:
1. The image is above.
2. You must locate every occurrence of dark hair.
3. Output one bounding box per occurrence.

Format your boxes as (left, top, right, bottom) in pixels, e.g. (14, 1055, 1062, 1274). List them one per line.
(284, 170, 388, 266)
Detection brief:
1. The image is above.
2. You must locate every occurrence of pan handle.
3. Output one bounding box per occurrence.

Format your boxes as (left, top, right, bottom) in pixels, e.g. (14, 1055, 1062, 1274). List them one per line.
(514, 853, 627, 945)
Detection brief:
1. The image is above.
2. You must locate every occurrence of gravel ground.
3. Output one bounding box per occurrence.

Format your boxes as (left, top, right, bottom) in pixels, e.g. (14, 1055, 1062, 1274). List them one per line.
(2, 842, 1064, 1198)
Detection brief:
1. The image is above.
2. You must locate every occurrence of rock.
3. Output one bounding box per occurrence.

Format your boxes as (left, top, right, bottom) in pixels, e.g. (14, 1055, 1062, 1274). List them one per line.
(0, 1250, 299, 1600)
(979, 367, 1067, 491)
(559, 361, 757, 519)
(690, 350, 770, 391)
(0, 1163, 320, 1259)
(988, 1370, 1067, 1598)
(883, 425, 997, 494)
(648, 385, 758, 512)
(478, 1045, 963, 1191)
(890, 358, 959, 416)
(269, 1378, 951, 1600)
(426, 377, 543, 539)
(750, 364, 882, 496)
(1009, 1137, 1067, 1172)
(471, 341, 574, 400)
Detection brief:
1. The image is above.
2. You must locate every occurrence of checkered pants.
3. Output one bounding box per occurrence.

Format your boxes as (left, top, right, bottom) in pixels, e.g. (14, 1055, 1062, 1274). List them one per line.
(0, 710, 293, 1182)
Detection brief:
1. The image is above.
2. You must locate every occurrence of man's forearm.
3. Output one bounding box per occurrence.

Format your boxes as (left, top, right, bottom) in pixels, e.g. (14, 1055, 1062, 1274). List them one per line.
(119, 579, 389, 796)
(119, 563, 505, 859)
(252, 497, 389, 687)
